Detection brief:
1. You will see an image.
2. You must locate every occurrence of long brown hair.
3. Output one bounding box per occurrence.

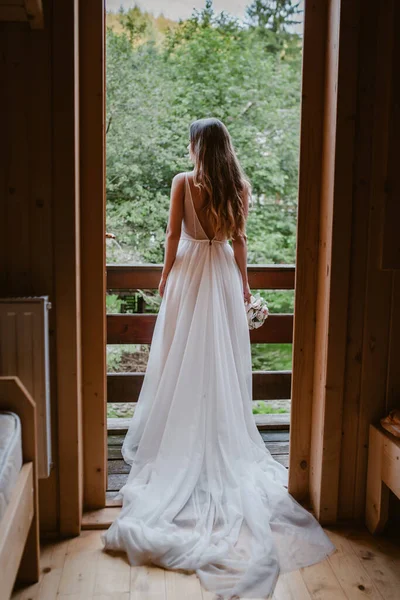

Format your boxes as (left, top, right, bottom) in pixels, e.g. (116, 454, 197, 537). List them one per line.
(189, 118, 251, 240)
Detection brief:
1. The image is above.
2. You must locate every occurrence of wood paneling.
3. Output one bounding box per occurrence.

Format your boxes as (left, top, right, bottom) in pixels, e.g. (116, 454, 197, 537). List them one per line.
(353, 0, 395, 519)
(80, 0, 107, 510)
(107, 264, 295, 291)
(338, 0, 399, 522)
(338, 1, 377, 520)
(380, 2, 400, 270)
(0, 1, 58, 534)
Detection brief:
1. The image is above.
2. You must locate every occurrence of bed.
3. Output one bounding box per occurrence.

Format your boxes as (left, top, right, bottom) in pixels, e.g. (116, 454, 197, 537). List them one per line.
(0, 376, 40, 599)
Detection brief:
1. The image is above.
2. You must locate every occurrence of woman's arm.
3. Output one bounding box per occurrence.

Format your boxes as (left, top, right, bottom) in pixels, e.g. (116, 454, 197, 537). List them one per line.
(159, 173, 185, 297)
(232, 189, 251, 302)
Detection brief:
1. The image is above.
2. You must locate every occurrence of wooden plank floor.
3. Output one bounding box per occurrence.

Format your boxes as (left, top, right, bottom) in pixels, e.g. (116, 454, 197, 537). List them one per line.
(12, 525, 400, 599)
(107, 429, 290, 504)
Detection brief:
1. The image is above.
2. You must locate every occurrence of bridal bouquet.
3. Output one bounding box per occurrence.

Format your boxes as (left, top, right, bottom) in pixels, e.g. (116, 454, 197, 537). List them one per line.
(244, 293, 269, 330)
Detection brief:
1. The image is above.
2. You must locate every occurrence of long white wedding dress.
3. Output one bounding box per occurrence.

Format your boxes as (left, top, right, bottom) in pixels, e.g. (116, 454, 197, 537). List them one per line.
(102, 173, 335, 599)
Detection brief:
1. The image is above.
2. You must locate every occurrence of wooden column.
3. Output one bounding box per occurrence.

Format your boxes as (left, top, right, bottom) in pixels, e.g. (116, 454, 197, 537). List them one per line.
(80, 0, 107, 509)
(291, 0, 363, 519)
(289, 0, 328, 501)
(309, 0, 360, 523)
(53, 0, 83, 535)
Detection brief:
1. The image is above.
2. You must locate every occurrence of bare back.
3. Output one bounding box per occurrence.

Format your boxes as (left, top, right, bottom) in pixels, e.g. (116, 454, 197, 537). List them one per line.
(182, 172, 227, 242)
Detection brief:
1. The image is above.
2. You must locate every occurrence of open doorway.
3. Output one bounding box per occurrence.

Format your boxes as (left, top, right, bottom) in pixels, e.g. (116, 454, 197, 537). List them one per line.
(104, 1, 304, 505)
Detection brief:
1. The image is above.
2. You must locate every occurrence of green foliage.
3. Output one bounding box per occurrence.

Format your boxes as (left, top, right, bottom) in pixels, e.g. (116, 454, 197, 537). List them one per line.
(251, 344, 292, 370)
(252, 401, 289, 414)
(106, 294, 123, 314)
(106, 1, 302, 371)
(107, 344, 142, 372)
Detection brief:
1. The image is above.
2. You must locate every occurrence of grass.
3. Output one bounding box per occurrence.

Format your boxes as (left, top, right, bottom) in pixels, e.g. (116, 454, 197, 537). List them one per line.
(107, 401, 289, 419)
(252, 401, 289, 415)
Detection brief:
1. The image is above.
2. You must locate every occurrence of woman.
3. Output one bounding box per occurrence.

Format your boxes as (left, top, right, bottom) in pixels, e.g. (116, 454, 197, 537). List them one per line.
(102, 118, 335, 599)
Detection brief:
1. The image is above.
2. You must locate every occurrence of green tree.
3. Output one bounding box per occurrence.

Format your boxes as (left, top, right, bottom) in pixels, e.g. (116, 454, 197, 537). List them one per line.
(106, 2, 302, 269)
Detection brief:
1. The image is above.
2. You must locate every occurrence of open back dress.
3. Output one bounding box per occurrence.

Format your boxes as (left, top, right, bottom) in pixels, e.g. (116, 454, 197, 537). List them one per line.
(101, 172, 335, 599)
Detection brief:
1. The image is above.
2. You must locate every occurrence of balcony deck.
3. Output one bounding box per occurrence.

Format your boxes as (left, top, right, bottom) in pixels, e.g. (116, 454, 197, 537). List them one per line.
(106, 264, 294, 504)
(107, 425, 290, 504)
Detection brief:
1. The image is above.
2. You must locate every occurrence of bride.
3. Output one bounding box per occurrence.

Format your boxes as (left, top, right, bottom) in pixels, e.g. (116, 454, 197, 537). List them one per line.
(102, 117, 335, 599)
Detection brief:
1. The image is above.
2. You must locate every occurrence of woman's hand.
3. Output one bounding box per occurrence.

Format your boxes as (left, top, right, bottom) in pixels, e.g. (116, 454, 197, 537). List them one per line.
(158, 275, 168, 298)
(243, 281, 251, 303)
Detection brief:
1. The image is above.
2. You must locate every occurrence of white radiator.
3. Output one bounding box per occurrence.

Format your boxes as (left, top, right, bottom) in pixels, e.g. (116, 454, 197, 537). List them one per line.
(0, 296, 52, 478)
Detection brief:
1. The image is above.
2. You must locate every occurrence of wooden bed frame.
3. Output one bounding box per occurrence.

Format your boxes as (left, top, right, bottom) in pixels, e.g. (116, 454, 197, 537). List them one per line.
(0, 376, 40, 599)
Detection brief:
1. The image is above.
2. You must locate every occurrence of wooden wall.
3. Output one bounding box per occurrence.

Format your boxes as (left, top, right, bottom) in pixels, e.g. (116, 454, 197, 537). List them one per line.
(338, 0, 400, 521)
(0, 0, 398, 536)
(294, 0, 400, 523)
(0, 1, 58, 534)
(0, 0, 82, 535)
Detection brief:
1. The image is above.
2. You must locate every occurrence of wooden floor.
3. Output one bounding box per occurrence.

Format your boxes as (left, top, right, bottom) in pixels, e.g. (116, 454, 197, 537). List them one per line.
(12, 524, 400, 599)
(107, 429, 290, 504)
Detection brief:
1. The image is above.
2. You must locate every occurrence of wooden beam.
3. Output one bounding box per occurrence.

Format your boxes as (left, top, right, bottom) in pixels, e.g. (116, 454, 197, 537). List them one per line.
(309, 0, 360, 524)
(106, 264, 295, 291)
(107, 370, 292, 403)
(289, 0, 328, 502)
(107, 313, 293, 345)
(53, 0, 83, 536)
(80, 0, 107, 510)
(252, 370, 291, 399)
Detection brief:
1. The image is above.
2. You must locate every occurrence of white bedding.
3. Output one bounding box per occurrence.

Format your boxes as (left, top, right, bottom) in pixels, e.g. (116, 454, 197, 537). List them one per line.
(0, 411, 23, 520)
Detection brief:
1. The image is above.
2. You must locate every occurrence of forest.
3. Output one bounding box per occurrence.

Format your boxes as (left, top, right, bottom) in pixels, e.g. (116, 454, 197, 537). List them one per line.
(106, 1, 303, 414)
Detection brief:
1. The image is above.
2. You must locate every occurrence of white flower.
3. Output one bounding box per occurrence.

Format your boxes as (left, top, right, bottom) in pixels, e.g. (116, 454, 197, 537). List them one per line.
(246, 294, 269, 330)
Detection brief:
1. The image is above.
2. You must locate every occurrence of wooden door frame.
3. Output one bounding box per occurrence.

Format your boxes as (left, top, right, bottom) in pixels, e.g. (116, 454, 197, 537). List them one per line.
(289, 0, 330, 503)
(80, 0, 107, 510)
(53, 0, 83, 535)
(78, 0, 361, 522)
(290, 0, 361, 523)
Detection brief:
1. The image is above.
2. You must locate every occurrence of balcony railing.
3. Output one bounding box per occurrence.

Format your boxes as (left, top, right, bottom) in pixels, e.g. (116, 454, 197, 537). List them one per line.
(106, 264, 295, 407)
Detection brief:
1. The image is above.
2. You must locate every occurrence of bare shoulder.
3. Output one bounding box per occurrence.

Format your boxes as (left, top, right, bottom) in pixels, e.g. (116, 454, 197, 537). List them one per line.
(171, 172, 188, 187)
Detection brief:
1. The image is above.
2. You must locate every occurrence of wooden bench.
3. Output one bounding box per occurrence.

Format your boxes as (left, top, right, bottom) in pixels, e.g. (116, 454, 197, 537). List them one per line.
(0, 377, 40, 599)
(366, 423, 400, 534)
